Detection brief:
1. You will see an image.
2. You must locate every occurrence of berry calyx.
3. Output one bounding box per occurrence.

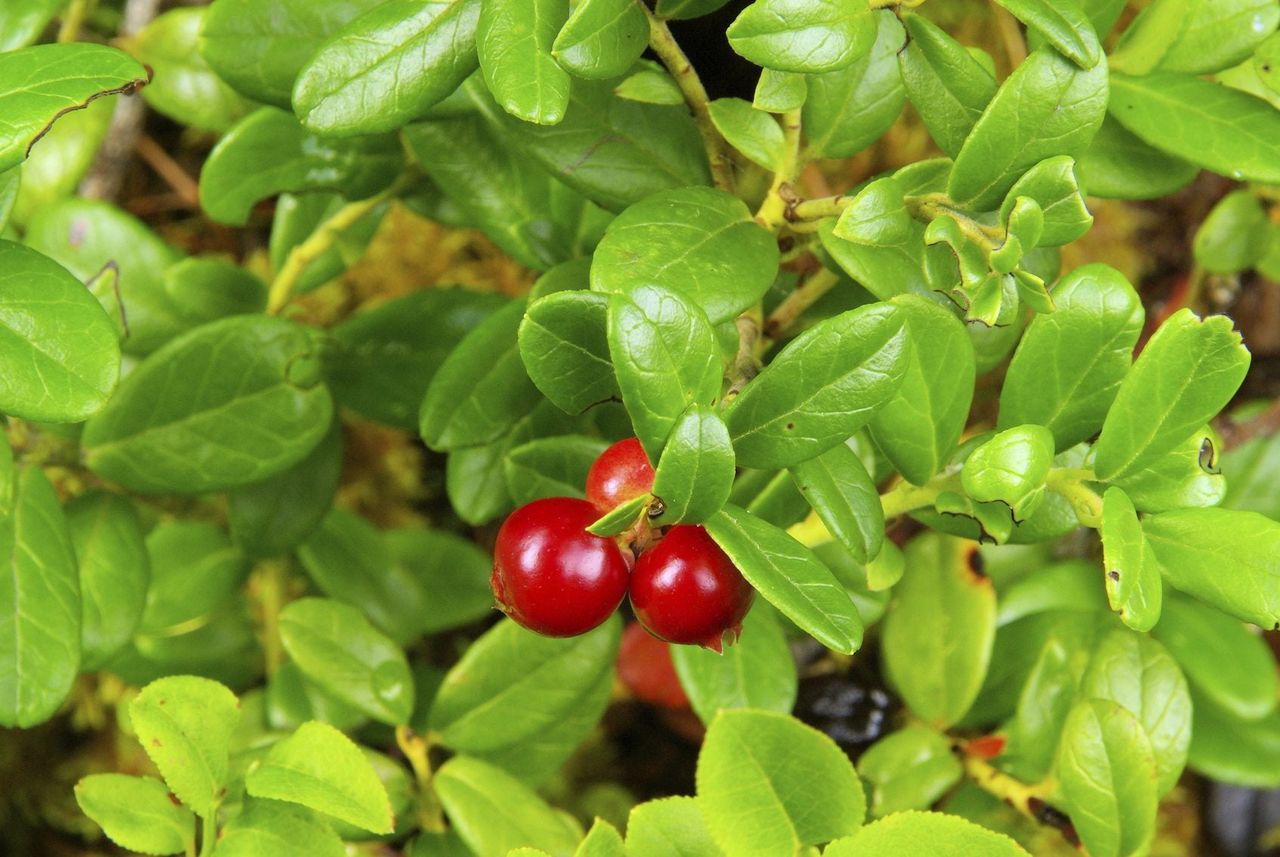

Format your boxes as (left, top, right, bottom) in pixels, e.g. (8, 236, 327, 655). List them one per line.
(617, 622, 690, 709)
(586, 437, 655, 514)
(491, 497, 630, 637)
(629, 525, 754, 651)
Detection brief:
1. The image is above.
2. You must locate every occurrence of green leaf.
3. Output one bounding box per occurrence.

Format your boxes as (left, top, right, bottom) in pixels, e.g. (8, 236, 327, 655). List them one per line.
(995, 0, 1101, 68)
(591, 186, 778, 325)
(1187, 691, 1280, 789)
(477, 0, 571, 124)
(725, 302, 908, 469)
(869, 294, 974, 485)
(670, 607, 796, 725)
(293, 0, 482, 135)
(268, 191, 387, 296)
(1099, 488, 1162, 632)
(650, 405, 735, 526)
(897, 13, 995, 159)
(519, 291, 619, 414)
(1193, 189, 1270, 274)
(882, 534, 995, 728)
(1112, 425, 1225, 509)
(856, 727, 963, 819)
(696, 709, 865, 854)
(802, 11, 906, 159)
(708, 98, 785, 170)
(654, 0, 732, 19)
(1081, 627, 1191, 795)
(75, 774, 194, 856)
(998, 156, 1092, 246)
(613, 64, 686, 105)
(435, 755, 580, 857)
(789, 443, 883, 564)
(727, 0, 876, 73)
(213, 799, 346, 857)
(1092, 309, 1249, 481)
(0, 168, 17, 232)
(279, 598, 414, 725)
(576, 819, 625, 856)
(1109, 73, 1280, 185)
(1077, 115, 1199, 200)
(162, 258, 268, 327)
(753, 68, 807, 112)
(9, 94, 111, 228)
(960, 425, 1054, 522)
(0, 467, 80, 728)
(328, 288, 507, 429)
(1142, 507, 1280, 629)
(504, 436, 607, 505)
(1151, 592, 1278, 720)
(0, 43, 146, 174)
(130, 676, 241, 817)
(138, 522, 247, 635)
(998, 264, 1143, 451)
(1056, 699, 1157, 857)
(1111, 0, 1279, 76)
(824, 811, 1031, 856)
(134, 7, 252, 133)
(0, 0, 64, 52)
(393, 528, 496, 635)
(605, 285, 721, 461)
(588, 493, 649, 537)
(267, 660, 366, 733)
(832, 177, 911, 246)
(246, 720, 392, 834)
(0, 240, 120, 422)
(1001, 619, 1094, 781)
(420, 299, 541, 451)
(1223, 413, 1280, 518)
(625, 797, 724, 857)
(948, 48, 1108, 211)
(82, 316, 332, 494)
(199, 108, 401, 226)
(705, 504, 862, 654)
(552, 0, 647, 80)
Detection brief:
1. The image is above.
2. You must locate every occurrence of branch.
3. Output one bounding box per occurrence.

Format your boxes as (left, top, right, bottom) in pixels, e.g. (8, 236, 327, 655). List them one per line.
(763, 266, 838, 341)
(754, 109, 803, 231)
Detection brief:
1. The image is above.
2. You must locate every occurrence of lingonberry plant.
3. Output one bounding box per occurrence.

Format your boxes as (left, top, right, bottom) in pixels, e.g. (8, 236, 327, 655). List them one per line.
(1, 0, 1279, 855)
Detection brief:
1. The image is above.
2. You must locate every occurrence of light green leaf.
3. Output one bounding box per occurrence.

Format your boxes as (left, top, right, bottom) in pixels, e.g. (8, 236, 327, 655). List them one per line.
(478, 0, 571, 124)
(1111, 0, 1279, 76)
(753, 68, 806, 112)
(995, 0, 1101, 68)
(552, 0, 647, 80)
(0, 0, 65, 52)
(1193, 189, 1270, 274)
(130, 676, 241, 817)
(651, 404, 735, 525)
(435, 756, 580, 857)
(519, 291, 619, 414)
(897, 13, 995, 159)
(134, 7, 252, 132)
(75, 774, 194, 856)
(832, 177, 911, 246)
(213, 799, 345, 857)
(670, 607, 796, 725)
(824, 811, 1031, 856)
(960, 425, 1054, 522)
(998, 156, 1092, 246)
(575, 819, 625, 856)
(856, 728, 963, 819)
(625, 797, 724, 857)
(727, 0, 876, 73)
(708, 98, 785, 169)
(613, 64, 685, 105)
(64, 492, 147, 672)
(1100, 487, 1162, 632)
(789, 443, 883, 564)
(504, 435, 607, 506)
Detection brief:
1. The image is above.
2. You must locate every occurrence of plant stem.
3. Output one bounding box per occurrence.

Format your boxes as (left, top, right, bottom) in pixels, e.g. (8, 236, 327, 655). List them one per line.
(880, 473, 959, 519)
(905, 193, 1004, 245)
(755, 109, 804, 231)
(724, 310, 763, 401)
(763, 267, 839, 340)
(57, 0, 94, 42)
(1045, 469, 1103, 528)
(641, 5, 735, 193)
(253, 559, 289, 676)
(396, 726, 446, 833)
(197, 809, 217, 857)
(789, 195, 851, 222)
(958, 750, 1077, 843)
(266, 178, 407, 314)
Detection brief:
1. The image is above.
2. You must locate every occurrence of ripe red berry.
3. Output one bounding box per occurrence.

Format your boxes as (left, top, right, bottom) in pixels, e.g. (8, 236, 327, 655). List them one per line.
(585, 437, 655, 514)
(629, 525, 754, 652)
(491, 497, 630, 637)
(617, 622, 690, 709)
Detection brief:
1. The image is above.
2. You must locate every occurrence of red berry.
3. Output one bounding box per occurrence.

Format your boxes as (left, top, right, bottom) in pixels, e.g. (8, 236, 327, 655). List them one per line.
(491, 497, 630, 637)
(586, 437, 655, 514)
(629, 525, 754, 651)
(617, 622, 690, 709)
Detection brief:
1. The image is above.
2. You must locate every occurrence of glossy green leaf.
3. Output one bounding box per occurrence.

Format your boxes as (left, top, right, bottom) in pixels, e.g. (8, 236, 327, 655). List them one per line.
(267, 660, 366, 733)
(998, 156, 1092, 246)
(727, 0, 875, 73)
(130, 676, 240, 817)
(435, 755, 580, 857)
(477, 0, 570, 124)
(134, 8, 252, 133)
(64, 492, 147, 672)
(961, 425, 1054, 522)
(1187, 691, 1280, 789)
(279, 598, 414, 725)
(200, 108, 401, 226)
(753, 68, 807, 112)
(220, 803, 346, 857)
(75, 774, 194, 856)
(707, 98, 785, 169)
(246, 720, 392, 834)
(1116, 426, 1225, 513)
(0, 467, 80, 728)
(948, 48, 1108, 211)
(576, 819, 625, 857)
(0, 43, 146, 174)
(825, 811, 1030, 856)
(0, 0, 64, 52)
(1056, 698, 1157, 857)
(293, 0, 482, 135)
(1077, 115, 1199, 200)
(882, 534, 996, 728)
(896, 13, 994, 159)
(1142, 507, 1280, 629)
(650, 404, 734, 525)
(802, 11, 906, 159)
(670, 607, 796, 725)
(1109, 73, 1280, 184)
(386, 528, 496, 635)
(612, 64, 685, 105)
(869, 294, 974, 485)
(9, 94, 110, 228)
(606, 285, 721, 461)
(995, 0, 1101, 68)
(420, 299, 541, 451)
(857, 727, 963, 818)
(591, 186, 778, 325)
(726, 302, 908, 469)
(789, 443, 883, 564)
(698, 709, 864, 853)
(1111, 0, 1279, 76)
(706, 504, 862, 654)
(1193, 189, 1270, 274)
(626, 797, 724, 857)
(1151, 592, 1278, 721)
(504, 435, 606, 505)
(1093, 309, 1249, 481)
(832, 177, 911, 246)
(552, 0, 647, 80)
(654, 0, 732, 19)
(587, 494, 649, 537)
(162, 258, 268, 328)
(519, 291, 619, 414)
(1098, 488, 1161, 632)
(999, 264, 1143, 451)
(0, 240, 119, 422)
(82, 316, 331, 494)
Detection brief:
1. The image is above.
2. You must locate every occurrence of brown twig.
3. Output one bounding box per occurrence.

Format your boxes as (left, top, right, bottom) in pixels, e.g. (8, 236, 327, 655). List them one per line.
(134, 133, 199, 208)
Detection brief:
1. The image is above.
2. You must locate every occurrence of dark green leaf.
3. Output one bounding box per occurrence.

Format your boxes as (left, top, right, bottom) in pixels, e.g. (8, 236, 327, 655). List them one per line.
(477, 0, 570, 124)
(654, 0, 732, 19)
(519, 291, 619, 414)
(727, 0, 876, 73)
(504, 435, 608, 505)
(1077, 115, 1199, 200)
(857, 727, 963, 818)
(435, 756, 581, 856)
(897, 13, 995, 159)
(995, 0, 1101, 68)
(789, 443, 883, 564)
(670, 606, 796, 725)
(650, 404, 734, 525)
(552, 0, 648, 81)
(1187, 691, 1280, 789)
(162, 258, 268, 326)
(134, 8, 253, 133)
(140, 522, 247, 634)
(75, 774, 194, 855)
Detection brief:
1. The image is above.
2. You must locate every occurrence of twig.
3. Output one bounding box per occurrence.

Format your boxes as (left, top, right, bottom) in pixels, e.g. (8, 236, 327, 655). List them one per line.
(57, 0, 95, 42)
(134, 134, 199, 208)
(724, 312, 762, 401)
(989, 0, 1027, 70)
(755, 109, 804, 231)
(789, 195, 851, 222)
(957, 744, 1078, 847)
(763, 267, 839, 340)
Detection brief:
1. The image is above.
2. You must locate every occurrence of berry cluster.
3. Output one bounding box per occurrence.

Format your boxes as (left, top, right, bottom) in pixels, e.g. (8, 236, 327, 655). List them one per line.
(490, 438, 754, 651)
